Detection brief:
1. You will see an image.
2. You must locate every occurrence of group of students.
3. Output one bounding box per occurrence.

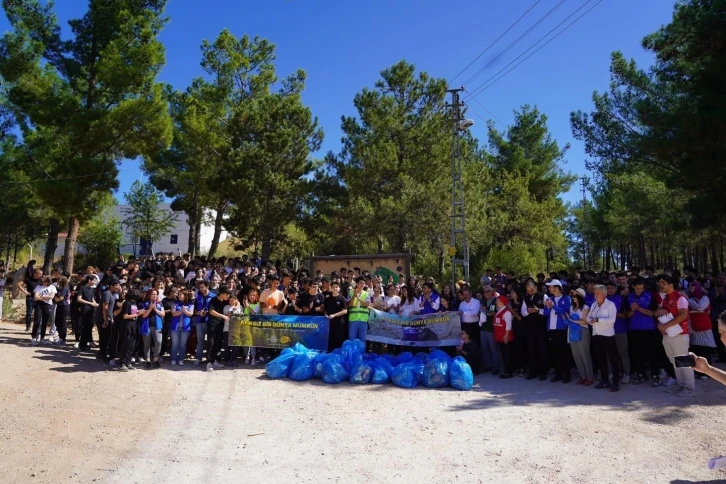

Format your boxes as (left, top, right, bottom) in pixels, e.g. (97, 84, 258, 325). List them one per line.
(9, 255, 725, 396)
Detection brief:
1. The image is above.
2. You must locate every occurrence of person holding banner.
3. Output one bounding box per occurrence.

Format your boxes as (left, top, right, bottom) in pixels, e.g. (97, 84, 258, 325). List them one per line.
(418, 283, 440, 315)
(348, 277, 370, 343)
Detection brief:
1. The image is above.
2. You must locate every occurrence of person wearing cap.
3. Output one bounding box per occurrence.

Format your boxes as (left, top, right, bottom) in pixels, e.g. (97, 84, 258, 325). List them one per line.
(586, 284, 621, 391)
(543, 279, 572, 383)
(493, 295, 514, 379)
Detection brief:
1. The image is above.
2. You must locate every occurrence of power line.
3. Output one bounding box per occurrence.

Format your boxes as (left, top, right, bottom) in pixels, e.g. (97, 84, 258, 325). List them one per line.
(460, 0, 567, 88)
(449, 0, 543, 84)
(466, 96, 506, 128)
(466, 0, 603, 100)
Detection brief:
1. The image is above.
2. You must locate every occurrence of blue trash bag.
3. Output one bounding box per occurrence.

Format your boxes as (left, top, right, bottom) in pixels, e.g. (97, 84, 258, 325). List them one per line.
(411, 362, 425, 383)
(341, 339, 366, 368)
(391, 362, 419, 389)
(289, 352, 317, 381)
(349, 362, 373, 384)
(429, 349, 453, 363)
(313, 352, 329, 379)
(397, 352, 414, 364)
(450, 356, 474, 391)
(291, 342, 309, 354)
(332, 348, 342, 356)
(321, 358, 349, 384)
(265, 351, 297, 379)
(370, 359, 392, 384)
(414, 352, 430, 364)
(423, 358, 450, 388)
(379, 354, 396, 364)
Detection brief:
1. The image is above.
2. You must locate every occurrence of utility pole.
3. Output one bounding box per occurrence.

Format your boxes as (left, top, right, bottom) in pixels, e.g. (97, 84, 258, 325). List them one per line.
(580, 175, 590, 269)
(447, 88, 470, 292)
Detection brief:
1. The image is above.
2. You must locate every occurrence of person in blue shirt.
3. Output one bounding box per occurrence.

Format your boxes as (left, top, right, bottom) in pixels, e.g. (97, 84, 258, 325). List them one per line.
(139, 288, 165, 369)
(627, 277, 659, 385)
(543, 280, 572, 383)
(170, 289, 195, 367)
(193, 281, 216, 367)
(606, 281, 631, 383)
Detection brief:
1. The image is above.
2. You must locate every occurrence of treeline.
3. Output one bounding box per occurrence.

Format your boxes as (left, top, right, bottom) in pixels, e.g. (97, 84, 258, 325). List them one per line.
(569, 0, 726, 275)
(1, 0, 621, 278)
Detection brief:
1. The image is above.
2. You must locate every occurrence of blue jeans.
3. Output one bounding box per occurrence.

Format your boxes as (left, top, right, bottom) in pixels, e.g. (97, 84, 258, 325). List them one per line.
(195, 322, 208, 361)
(170, 329, 190, 363)
(348, 320, 367, 343)
(480, 330, 500, 371)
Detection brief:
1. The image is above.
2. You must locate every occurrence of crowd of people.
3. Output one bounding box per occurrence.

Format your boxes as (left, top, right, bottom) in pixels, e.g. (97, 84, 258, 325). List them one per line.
(4, 255, 725, 395)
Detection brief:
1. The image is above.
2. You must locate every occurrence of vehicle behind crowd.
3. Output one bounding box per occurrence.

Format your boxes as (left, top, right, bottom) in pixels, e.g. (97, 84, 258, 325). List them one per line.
(9, 255, 725, 396)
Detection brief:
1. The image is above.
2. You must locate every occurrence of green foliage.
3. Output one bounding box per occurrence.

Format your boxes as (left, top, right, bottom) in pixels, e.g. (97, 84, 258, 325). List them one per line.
(121, 180, 177, 247)
(570, 0, 725, 271)
(0, 0, 173, 272)
(78, 194, 122, 268)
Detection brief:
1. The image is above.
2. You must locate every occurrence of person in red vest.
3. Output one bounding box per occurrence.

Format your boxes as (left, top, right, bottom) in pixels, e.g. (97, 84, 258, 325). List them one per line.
(655, 274, 695, 397)
(687, 280, 717, 379)
(493, 295, 514, 379)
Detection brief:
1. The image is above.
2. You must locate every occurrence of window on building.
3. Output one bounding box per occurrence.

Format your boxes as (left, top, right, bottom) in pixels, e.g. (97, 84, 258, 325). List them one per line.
(170, 234, 178, 244)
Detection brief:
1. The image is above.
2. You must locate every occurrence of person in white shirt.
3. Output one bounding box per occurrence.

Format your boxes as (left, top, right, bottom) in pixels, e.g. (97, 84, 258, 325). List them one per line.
(384, 284, 400, 315)
(586, 285, 621, 392)
(457, 287, 481, 352)
(399, 286, 418, 318)
(32, 275, 57, 345)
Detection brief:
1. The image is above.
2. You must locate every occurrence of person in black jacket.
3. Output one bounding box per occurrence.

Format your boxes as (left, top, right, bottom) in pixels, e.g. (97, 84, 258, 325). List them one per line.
(522, 281, 548, 380)
(457, 329, 481, 374)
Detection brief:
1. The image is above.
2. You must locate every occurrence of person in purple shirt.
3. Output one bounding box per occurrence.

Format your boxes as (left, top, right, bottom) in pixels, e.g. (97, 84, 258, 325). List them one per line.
(627, 277, 660, 384)
(493, 267, 508, 293)
(606, 281, 631, 383)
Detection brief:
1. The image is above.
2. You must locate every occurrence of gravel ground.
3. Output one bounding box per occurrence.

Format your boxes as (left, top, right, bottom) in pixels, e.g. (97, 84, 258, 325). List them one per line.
(1, 320, 725, 484)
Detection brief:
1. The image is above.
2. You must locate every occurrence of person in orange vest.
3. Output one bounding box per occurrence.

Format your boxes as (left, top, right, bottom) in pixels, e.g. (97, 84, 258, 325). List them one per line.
(655, 274, 695, 397)
(493, 295, 514, 379)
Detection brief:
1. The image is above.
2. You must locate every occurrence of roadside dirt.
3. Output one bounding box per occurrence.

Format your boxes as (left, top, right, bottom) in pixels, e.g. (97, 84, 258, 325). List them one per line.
(1, 320, 725, 484)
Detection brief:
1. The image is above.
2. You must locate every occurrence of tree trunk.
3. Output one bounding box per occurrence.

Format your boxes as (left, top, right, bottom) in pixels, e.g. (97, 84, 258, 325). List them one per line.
(63, 217, 80, 274)
(207, 205, 225, 258)
(711, 237, 720, 273)
(261, 235, 272, 262)
(12, 233, 19, 268)
(194, 215, 201, 256)
(5, 233, 12, 268)
(377, 236, 383, 254)
(605, 242, 611, 271)
(437, 245, 445, 283)
(42, 218, 60, 274)
(187, 212, 197, 257)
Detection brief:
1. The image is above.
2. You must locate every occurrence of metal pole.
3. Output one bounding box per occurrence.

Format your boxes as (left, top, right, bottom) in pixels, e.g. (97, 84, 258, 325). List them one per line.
(448, 88, 470, 293)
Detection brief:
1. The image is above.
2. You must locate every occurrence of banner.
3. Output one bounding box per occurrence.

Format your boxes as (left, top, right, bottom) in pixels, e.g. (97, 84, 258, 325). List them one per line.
(227, 314, 329, 352)
(366, 309, 461, 347)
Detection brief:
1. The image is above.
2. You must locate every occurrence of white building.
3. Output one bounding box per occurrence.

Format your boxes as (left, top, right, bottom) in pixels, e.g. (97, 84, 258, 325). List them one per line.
(112, 203, 227, 256)
(48, 203, 227, 259)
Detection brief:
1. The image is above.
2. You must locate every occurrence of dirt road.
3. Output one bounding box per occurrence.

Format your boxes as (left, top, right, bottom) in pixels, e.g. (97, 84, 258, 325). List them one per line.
(1, 321, 725, 484)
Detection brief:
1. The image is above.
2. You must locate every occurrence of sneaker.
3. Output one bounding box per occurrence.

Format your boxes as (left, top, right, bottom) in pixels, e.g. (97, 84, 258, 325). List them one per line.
(663, 377, 678, 388)
(193, 360, 201, 368)
(212, 362, 223, 369)
(251, 358, 257, 366)
(31, 338, 39, 346)
(610, 383, 621, 393)
(651, 376, 662, 387)
(39, 339, 50, 345)
(594, 381, 611, 390)
(582, 378, 594, 386)
(153, 361, 161, 369)
(145, 362, 152, 369)
(244, 356, 251, 365)
(127, 364, 136, 370)
(677, 388, 695, 398)
(73, 342, 80, 349)
(131, 357, 136, 363)
(178, 361, 184, 367)
(206, 362, 214, 372)
(621, 374, 631, 384)
(90, 341, 96, 348)
(119, 365, 129, 372)
(108, 360, 117, 367)
(170, 361, 177, 366)
(54, 339, 66, 346)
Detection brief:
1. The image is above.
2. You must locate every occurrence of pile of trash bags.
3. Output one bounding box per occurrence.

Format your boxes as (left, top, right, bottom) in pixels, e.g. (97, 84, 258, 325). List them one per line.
(265, 341, 474, 391)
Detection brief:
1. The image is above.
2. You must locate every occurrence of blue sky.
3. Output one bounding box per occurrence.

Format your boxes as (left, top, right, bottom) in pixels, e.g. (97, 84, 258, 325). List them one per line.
(1, 0, 676, 205)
